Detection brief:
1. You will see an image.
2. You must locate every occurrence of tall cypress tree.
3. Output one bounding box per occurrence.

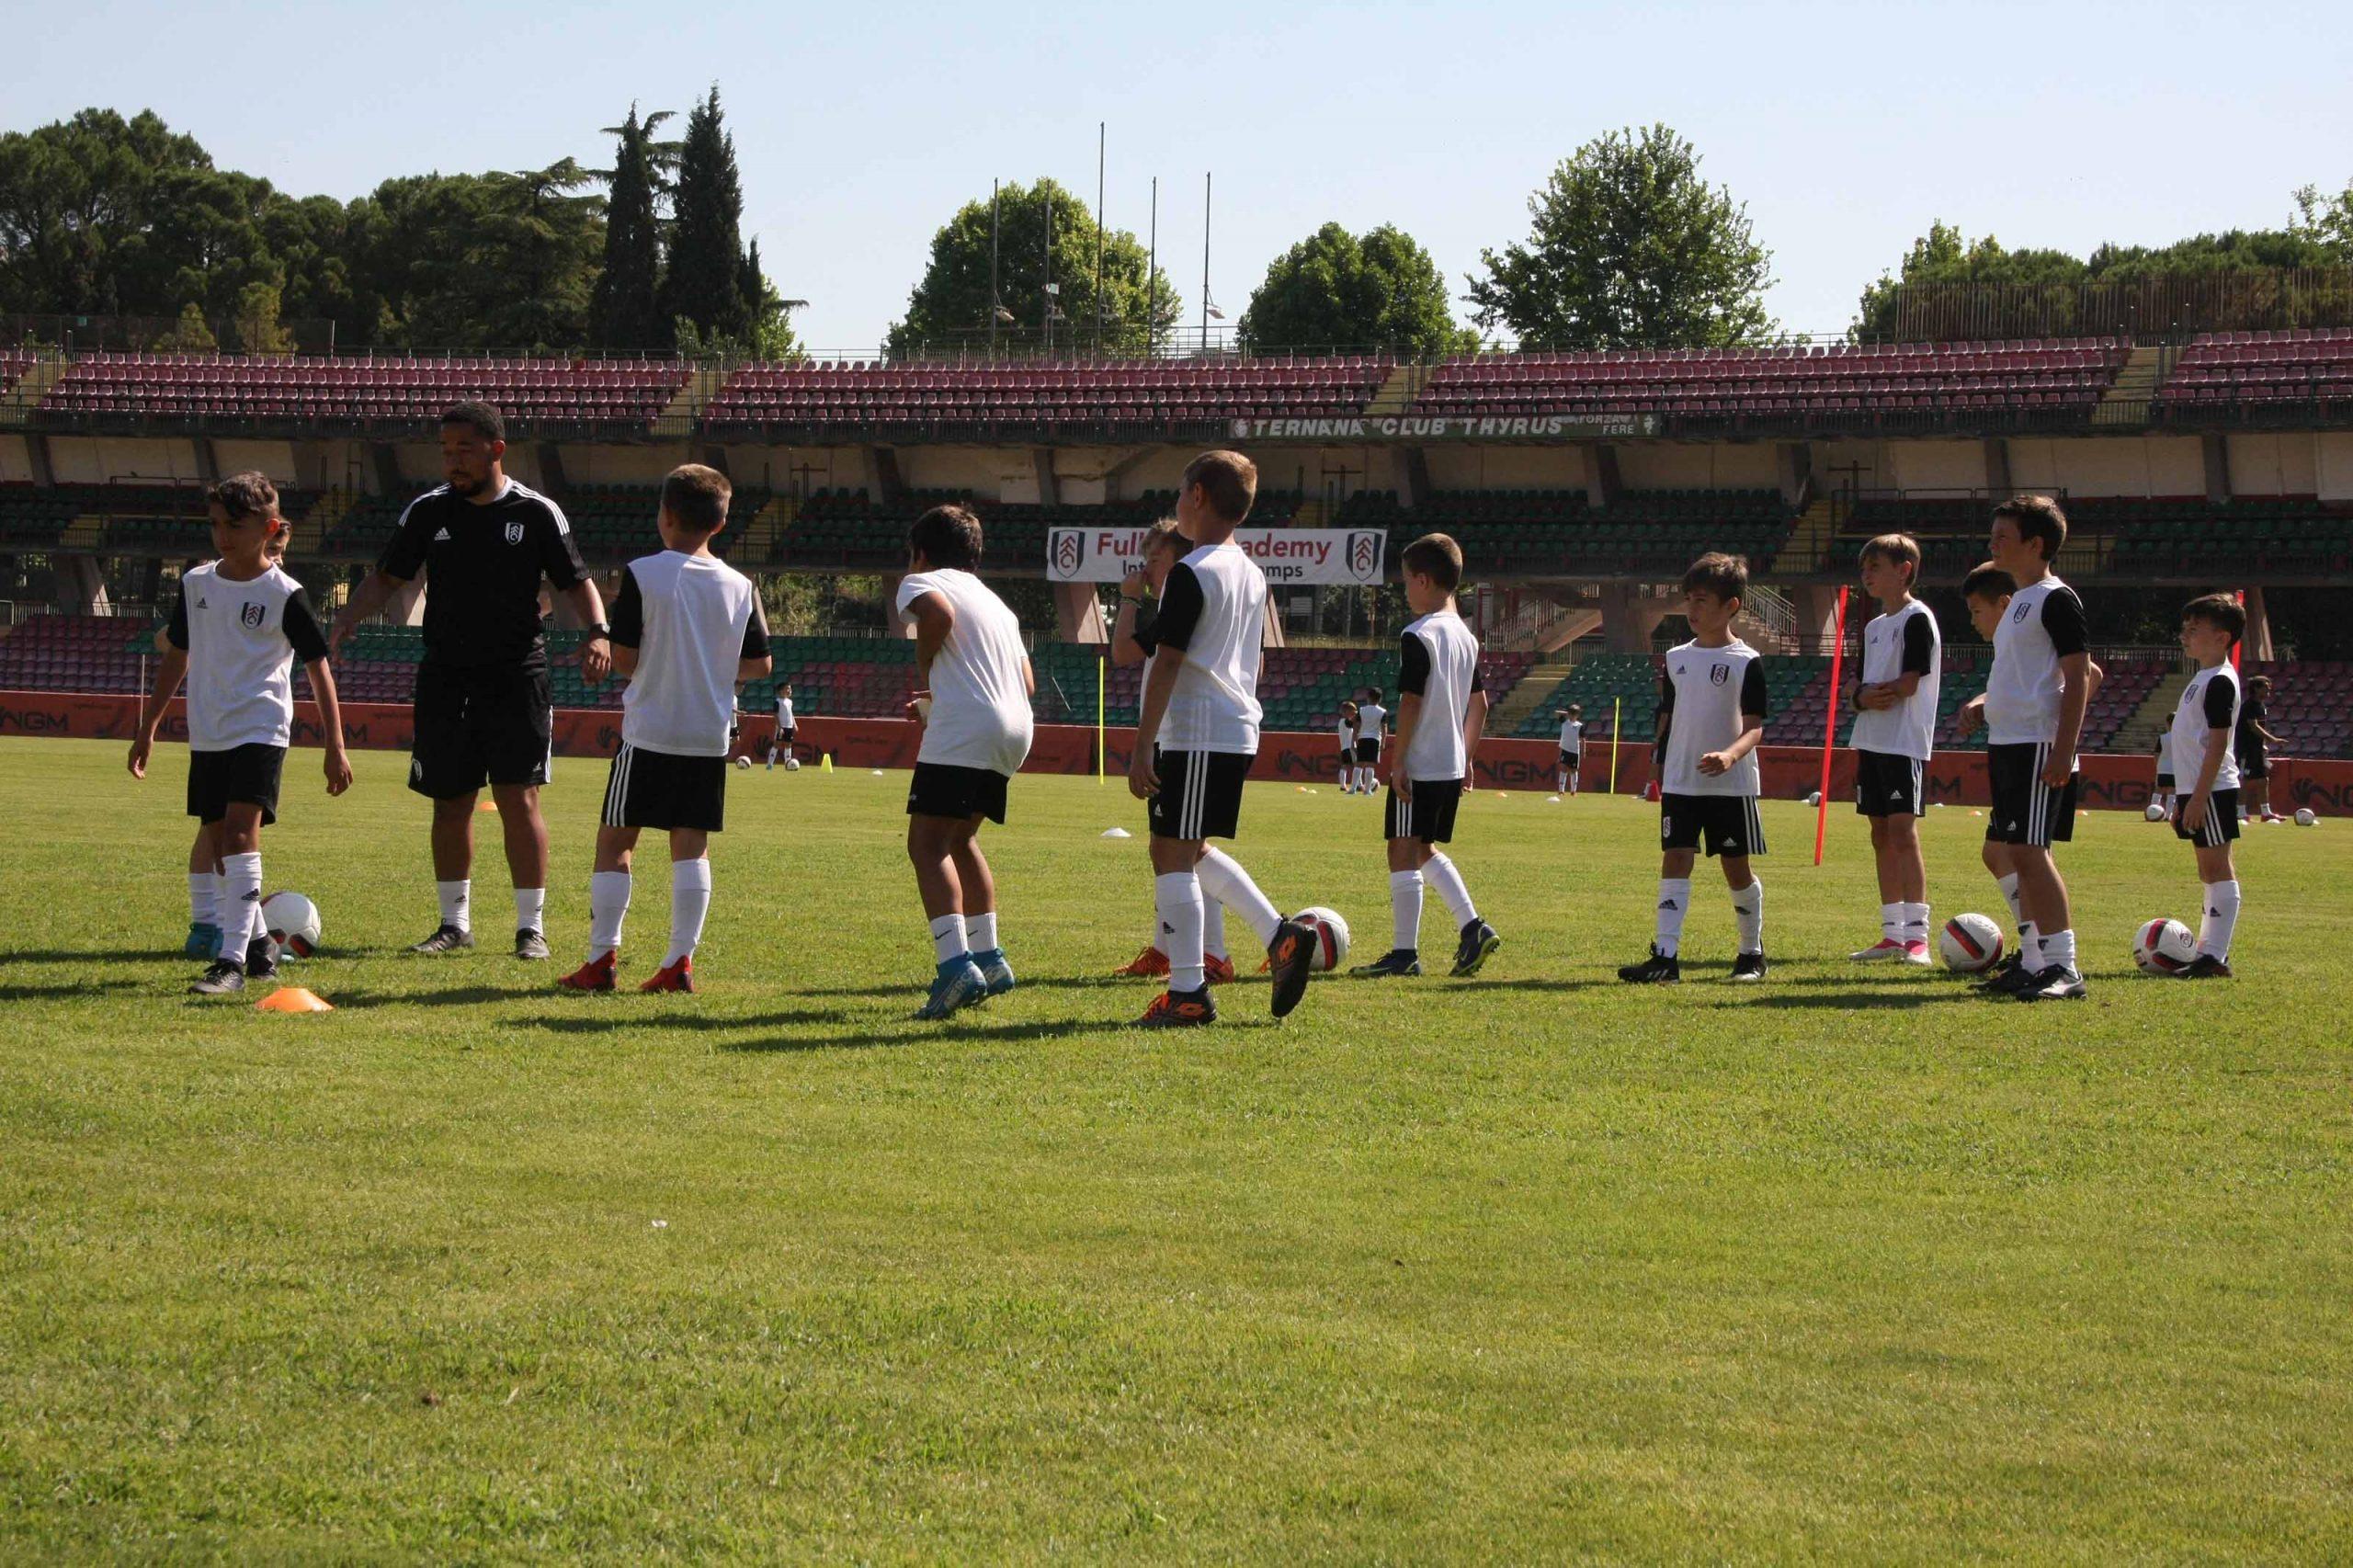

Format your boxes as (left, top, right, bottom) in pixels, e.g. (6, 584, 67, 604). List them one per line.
(659, 85, 752, 341)
(589, 105, 673, 352)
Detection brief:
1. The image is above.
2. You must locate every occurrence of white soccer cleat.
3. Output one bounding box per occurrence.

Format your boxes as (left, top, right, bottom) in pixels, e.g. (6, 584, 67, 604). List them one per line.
(1851, 937, 1912, 962)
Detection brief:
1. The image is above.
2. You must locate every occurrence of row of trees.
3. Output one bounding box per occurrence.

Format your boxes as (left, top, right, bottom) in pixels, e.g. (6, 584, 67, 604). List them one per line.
(2, 103, 2348, 356)
(0, 92, 792, 357)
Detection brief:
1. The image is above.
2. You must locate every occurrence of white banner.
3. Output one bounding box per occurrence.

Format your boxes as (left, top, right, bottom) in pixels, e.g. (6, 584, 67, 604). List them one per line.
(1046, 527, 1387, 585)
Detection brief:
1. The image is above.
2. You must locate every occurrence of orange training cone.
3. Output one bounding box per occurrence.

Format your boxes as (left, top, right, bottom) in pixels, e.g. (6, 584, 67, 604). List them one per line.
(256, 986, 334, 1013)
(476, 799, 498, 812)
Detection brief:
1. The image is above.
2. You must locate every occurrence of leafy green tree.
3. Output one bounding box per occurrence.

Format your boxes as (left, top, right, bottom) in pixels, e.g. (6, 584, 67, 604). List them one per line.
(589, 105, 676, 353)
(0, 108, 215, 315)
(475, 159, 603, 350)
(153, 301, 217, 351)
(888, 177, 1181, 358)
(1466, 124, 1775, 349)
(2291, 179, 2353, 254)
(660, 86, 755, 343)
(1239, 222, 1474, 355)
(230, 281, 294, 354)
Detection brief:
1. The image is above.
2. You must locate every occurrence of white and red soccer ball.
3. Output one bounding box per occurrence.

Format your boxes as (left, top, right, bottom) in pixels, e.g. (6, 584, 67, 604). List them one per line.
(261, 892, 322, 960)
(1938, 913, 2004, 973)
(1292, 906, 1351, 972)
(2133, 917, 2197, 975)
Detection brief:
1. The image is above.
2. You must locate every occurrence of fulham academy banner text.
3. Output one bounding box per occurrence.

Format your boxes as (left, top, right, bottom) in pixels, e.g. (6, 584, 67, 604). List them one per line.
(1045, 527, 1388, 585)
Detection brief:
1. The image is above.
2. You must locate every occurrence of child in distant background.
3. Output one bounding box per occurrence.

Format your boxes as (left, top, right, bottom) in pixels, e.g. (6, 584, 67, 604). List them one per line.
(2236, 674, 2283, 822)
(767, 680, 797, 769)
(1352, 689, 1387, 795)
(1555, 704, 1584, 795)
(1336, 699, 1361, 792)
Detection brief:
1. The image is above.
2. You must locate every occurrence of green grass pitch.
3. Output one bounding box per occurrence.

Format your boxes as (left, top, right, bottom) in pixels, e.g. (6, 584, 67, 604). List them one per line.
(3, 736, 2349, 1561)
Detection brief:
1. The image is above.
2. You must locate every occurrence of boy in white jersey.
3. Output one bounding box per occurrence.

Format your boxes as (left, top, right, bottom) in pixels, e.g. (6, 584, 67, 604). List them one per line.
(898, 506, 1036, 1020)
(767, 681, 796, 768)
(1108, 517, 1236, 984)
(1352, 691, 1387, 795)
(1955, 496, 2093, 1002)
(175, 526, 290, 959)
(1555, 705, 1584, 794)
(1128, 450, 1317, 1028)
(1847, 533, 1941, 964)
(1336, 701, 1361, 792)
(1619, 552, 1770, 984)
(2168, 594, 2247, 978)
(130, 473, 352, 995)
(561, 466, 770, 994)
(1351, 534, 1501, 979)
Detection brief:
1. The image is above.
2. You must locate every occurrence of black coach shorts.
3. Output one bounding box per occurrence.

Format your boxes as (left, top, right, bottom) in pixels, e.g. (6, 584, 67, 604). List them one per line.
(1353, 738, 1381, 764)
(1558, 749, 1581, 772)
(1661, 792, 1766, 858)
(1148, 748, 1251, 841)
(409, 662, 553, 799)
(1385, 777, 1464, 844)
(1854, 748, 1927, 818)
(1985, 742, 2078, 846)
(601, 743, 727, 832)
(188, 743, 285, 825)
(907, 761, 1011, 824)
(2175, 788, 2241, 848)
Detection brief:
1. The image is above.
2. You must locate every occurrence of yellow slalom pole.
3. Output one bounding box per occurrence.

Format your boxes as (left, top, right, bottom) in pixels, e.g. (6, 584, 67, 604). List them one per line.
(1097, 654, 1107, 783)
(1609, 697, 1622, 796)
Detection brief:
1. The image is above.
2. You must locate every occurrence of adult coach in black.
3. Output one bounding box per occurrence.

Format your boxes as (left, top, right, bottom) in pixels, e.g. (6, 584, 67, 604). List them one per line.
(329, 402, 612, 959)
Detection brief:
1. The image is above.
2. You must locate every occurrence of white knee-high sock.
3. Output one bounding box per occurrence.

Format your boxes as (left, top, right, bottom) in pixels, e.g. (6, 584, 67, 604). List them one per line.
(1424, 852, 1478, 930)
(1202, 896, 1229, 960)
(189, 872, 214, 928)
(438, 878, 472, 932)
(1902, 902, 1930, 944)
(2200, 881, 2241, 960)
(222, 850, 264, 959)
(668, 858, 711, 965)
(929, 913, 968, 965)
(1196, 847, 1281, 947)
(1390, 869, 1424, 953)
(968, 910, 998, 956)
(1655, 877, 1691, 958)
(1879, 902, 1903, 943)
(1156, 872, 1206, 992)
(1996, 871, 2024, 933)
(588, 869, 631, 959)
(514, 886, 546, 935)
(1731, 880, 1765, 954)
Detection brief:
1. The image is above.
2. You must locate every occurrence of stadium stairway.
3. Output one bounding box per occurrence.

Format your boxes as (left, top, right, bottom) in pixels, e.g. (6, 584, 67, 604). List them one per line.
(1364, 364, 1418, 416)
(2111, 668, 2189, 758)
(2093, 344, 2165, 427)
(660, 366, 728, 427)
(1785, 494, 1836, 574)
(1488, 656, 1575, 735)
(0, 353, 68, 421)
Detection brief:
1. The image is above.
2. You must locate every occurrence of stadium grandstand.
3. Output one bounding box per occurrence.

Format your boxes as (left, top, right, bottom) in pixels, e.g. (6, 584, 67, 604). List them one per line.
(3, 321, 2351, 758)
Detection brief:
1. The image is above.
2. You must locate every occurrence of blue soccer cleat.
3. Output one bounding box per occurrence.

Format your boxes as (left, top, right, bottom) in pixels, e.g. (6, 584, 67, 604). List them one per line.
(184, 921, 223, 960)
(973, 948, 1016, 997)
(914, 958, 988, 1020)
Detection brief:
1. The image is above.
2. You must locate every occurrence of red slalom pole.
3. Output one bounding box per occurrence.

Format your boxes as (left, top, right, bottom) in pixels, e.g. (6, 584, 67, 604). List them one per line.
(1813, 585, 1850, 867)
(2233, 588, 2245, 672)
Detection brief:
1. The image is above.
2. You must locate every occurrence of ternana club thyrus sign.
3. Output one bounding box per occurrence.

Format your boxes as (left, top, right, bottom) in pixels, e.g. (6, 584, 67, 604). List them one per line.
(1046, 528, 1388, 585)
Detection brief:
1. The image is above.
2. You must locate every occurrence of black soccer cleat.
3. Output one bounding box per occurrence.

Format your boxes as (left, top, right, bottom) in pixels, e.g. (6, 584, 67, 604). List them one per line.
(1617, 945, 1681, 984)
(1729, 950, 1768, 983)
(1349, 949, 1422, 979)
(1266, 917, 1315, 1018)
(1976, 951, 2040, 995)
(1136, 985, 1218, 1028)
(244, 935, 278, 982)
(2021, 966, 2086, 1002)
(188, 960, 245, 996)
(514, 927, 551, 961)
(2178, 953, 2234, 980)
(1450, 919, 1501, 979)
(409, 924, 475, 955)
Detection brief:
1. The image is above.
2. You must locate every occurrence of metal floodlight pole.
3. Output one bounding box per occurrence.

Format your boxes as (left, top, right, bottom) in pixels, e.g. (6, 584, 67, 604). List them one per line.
(1044, 184, 1053, 355)
(1201, 173, 1211, 353)
(1094, 122, 1107, 353)
(989, 179, 1000, 356)
(1146, 176, 1158, 358)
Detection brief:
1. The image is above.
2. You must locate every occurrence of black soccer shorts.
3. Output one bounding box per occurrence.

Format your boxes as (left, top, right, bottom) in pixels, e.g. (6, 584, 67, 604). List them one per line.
(1985, 742, 2078, 846)
(601, 743, 727, 833)
(1853, 748, 1927, 818)
(187, 743, 285, 826)
(2174, 789, 2241, 848)
(1148, 748, 1251, 841)
(1384, 778, 1464, 844)
(409, 662, 553, 799)
(1660, 792, 1766, 858)
(906, 761, 1011, 824)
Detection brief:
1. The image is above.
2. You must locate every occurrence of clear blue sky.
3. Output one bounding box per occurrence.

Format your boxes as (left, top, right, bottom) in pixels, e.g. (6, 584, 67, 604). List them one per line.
(10, 0, 2350, 350)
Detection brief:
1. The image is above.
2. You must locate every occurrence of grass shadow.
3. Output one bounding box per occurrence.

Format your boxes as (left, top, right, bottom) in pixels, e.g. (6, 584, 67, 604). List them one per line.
(324, 985, 552, 1011)
(519, 1008, 856, 1036)
(721, 1014, 1278, 1054)
(1, 980, 143, 1001)
(1, 949, 188, 965)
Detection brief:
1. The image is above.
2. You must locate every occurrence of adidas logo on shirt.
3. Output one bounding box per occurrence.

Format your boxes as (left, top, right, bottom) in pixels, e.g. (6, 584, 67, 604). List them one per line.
(433, 528, 452, 541)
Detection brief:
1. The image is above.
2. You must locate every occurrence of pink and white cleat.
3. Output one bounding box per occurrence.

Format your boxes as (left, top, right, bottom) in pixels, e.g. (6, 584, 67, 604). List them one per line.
(1851, 937, 1930, 965)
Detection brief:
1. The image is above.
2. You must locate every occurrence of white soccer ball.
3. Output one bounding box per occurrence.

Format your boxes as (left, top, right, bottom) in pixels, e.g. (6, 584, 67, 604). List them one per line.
(1294, 905, 1351, 973)
(1938, 913, 2004, 973)
(2295, 807, 2317, 827)
(1806, 790, 1823, 807)
(261, 892, 321, 960)
(734, 756, 752, 770)
(2134, 917, 2198, 976)
(785, 756, 801, 772)
(2145, 803, 2168, 822)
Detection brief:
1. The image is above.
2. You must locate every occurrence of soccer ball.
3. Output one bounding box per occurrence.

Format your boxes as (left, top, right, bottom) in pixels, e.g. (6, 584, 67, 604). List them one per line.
(261, 892, 321, 960)
(1938, 913, 2005, 972)
(785, 757, 801, 772)
(2295, 807, 2317, 827)
(1806, 790, 1823, 807)
(2134, 917, 2198, 975)
(1293, 905, 1351, 972)
(734, 756, 753, 770)
(2145, 803, 2168, 822)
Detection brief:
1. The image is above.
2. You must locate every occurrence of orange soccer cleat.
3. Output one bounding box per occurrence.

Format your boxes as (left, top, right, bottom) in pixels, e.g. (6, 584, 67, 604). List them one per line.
(1114, 945, 1170, 978)
(557, 952, 617, 992)
(639, 956, 695, 994)
(1203, 953, 1238, 985)
(1135, 987, 1217, 1028)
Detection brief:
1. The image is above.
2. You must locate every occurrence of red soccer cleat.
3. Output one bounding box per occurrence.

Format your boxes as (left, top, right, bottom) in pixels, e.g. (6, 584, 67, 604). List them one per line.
(639, 956, 695, 994)
(558, 952, 616, 992)
(1114, 945, 1170, 978)
(1203, 954, 1238, 985)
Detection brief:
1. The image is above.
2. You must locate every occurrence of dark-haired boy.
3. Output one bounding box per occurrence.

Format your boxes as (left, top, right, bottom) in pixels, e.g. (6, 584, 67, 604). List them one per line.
(1555, 705, 1584, 795)
(1352, 534, 1500, 979)
(1353, 689, 1387, 795)
(767, 681, 796, 769)
(1619, 552, 1769, 983)
(1954, 495, 2092, 1001)
(898, 505, 1036, 1019)
(1127, 450, 1317, 1027)
(2168, 595, 2247, 977)
(131, 472, 353, 994)
(2236, 674, 2283, 823)
(1847, 533, 1941, 964)
(559, 465, 769, 994)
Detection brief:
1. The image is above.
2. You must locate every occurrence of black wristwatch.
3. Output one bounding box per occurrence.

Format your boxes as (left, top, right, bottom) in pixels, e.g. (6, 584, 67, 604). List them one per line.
(587, 622, 611, 639)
